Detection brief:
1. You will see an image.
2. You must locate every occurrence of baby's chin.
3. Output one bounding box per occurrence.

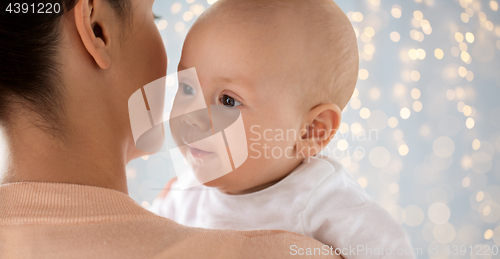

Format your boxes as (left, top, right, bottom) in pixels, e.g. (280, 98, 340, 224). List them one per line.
(202, 177, 226, 188)
(200, 171, 244, 194)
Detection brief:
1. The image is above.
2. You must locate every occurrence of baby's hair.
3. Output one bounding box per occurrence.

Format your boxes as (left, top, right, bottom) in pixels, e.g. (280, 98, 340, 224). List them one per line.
(199, 0, 359, 110)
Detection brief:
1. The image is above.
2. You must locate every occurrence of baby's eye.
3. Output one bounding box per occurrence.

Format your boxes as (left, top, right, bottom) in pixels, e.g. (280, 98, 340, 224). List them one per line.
(220, 94, 242, 108)
(180, 83, 196, 95)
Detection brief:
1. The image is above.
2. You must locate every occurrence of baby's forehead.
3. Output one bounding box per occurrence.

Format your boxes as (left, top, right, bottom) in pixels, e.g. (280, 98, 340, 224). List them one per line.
(188, 0, 358, 109)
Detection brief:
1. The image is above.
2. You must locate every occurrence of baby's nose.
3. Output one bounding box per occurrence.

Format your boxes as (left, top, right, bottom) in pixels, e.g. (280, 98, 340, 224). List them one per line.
(181, 110, 212, 132)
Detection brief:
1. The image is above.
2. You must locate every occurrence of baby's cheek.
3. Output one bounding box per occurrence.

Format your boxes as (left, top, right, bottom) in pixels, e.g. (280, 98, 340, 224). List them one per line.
(245, 128, 294, 159)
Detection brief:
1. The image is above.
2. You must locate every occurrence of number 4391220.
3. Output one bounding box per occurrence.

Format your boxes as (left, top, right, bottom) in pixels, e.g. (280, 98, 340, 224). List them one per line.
(5, 3, 61, 14)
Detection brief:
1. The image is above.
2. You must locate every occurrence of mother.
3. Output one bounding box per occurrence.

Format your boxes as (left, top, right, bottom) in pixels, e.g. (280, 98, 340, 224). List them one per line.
(0, 0, 335, 258)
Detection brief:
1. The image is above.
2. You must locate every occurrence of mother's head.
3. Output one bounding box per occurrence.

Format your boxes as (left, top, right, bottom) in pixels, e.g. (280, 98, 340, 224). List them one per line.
(0, 0, 166, 189)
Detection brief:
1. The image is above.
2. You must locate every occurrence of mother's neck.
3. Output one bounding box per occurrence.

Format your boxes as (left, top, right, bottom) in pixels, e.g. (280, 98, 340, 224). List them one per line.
(0, 107, 130, 194)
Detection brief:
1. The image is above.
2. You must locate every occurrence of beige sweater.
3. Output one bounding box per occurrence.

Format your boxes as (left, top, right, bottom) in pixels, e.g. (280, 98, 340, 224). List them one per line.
(0, 182, 336, 258)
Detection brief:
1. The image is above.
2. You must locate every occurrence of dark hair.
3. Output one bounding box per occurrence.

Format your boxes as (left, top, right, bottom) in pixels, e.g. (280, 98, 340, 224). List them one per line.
(0, 0, 130, 132)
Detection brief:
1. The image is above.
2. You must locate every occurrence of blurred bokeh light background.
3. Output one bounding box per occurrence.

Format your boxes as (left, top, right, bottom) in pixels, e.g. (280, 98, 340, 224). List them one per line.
(122, 0, 500, 257)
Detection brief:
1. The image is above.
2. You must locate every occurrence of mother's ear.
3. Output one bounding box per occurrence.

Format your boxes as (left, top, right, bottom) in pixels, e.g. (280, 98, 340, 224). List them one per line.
(74, 0, 111, 69)
(296, 103, 342, 158)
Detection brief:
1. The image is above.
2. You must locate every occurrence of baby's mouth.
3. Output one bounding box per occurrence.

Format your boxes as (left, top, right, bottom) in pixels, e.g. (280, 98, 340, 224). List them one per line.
(187, 145, 215, 159)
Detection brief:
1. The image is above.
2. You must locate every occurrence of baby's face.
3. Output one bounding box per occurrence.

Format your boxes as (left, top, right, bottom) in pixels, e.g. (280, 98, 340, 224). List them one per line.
(175, 21, 306, 194)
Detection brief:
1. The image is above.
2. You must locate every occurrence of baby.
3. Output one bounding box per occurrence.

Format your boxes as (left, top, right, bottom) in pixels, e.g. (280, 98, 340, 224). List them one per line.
(150, 0, 414, 258)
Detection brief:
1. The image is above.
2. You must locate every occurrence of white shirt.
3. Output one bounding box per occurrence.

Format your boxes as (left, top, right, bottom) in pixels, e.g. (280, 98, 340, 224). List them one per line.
(150, 156, 414, 258)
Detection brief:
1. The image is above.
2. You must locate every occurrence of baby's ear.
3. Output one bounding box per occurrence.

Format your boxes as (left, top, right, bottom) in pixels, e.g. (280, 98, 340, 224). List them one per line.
(296, 103, 341, 158)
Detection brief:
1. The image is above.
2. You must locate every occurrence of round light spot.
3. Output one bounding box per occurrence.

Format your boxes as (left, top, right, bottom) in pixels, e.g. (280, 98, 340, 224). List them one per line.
(484, 229, 494, 240)
(357, 177, 368, 188)
(369, 87, 381, 100)
(359, 69, 369, 80)
(339, 122, 349, 134)
(476, 191, 485, 202)
(350, 123, 363, 134)
(400, 107, 411, 119)
(413, 10, 423, 20)
(446, 89, 456, 100)
(413, 101, 423, 112)
(420, 125, 430, 136)
(410, 70, 421, 81)
(171, 2, 182, 14)
(390, 31, 401, 42)
(350, 98, 361, 109)
(472, 152, 492, 174)
(126, 167, 137, 180)
(388, 117, 399, 128)
(393, 83, 406, 98)
(337, 140, 348, 151)
(472, 139, 481, 150)
(433, 222, 455, 243)
(466, 32, 475, 43)
(183, 11, 194, 22)
(156, 20, 168, 30)
(434, 48, 444, 59)
(484, 206, 491, 216)
(491, 0, 499, 11)
(364, 44, 375, 55)
(433, 136, 455, 158)
(409, 49, 418, 60)
(190, 4, 205, 15)
(494, 227, 500, 245)
(369, 146, 391, 168)
(461, 13, 470, 23)
(428, 202, 451, 224)
(340, 157, 351, 168)
(404, 205, 424, 227)
(391, 5, 402, 18)
(351, 12, 364, 22)
(394, 130, 404, 141)
(466, 117, 475, 129)
(364, 27, 375, 37)
(442, 63, 460, 84)
(459, 42, 468, 52)
(399, 145, 409, 156)
(461, 155, 473, 170)
(462, 105, 472, 116)
(466, 71, 474, 81)
(417, 48, 426, 60)
(461, 51, 470, 63)
(458, 66, 468, 78)
(411, 88, 421, 99)
(360, 108, 371, 119)
(479, 201, 500, 223)
(457, 101, 465, 112)
(462, 177, 471, 188)
(141, 201, 151, 208)
(486, 21, 494, 31)
(389, 183, 400, 194)
(455, 32, 464, 42)
(351, 88, 359, 98)
(175, 22, 185, 32)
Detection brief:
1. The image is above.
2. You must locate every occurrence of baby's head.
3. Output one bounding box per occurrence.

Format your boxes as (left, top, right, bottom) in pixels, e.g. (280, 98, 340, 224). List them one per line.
(176, 0, 358, 194)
